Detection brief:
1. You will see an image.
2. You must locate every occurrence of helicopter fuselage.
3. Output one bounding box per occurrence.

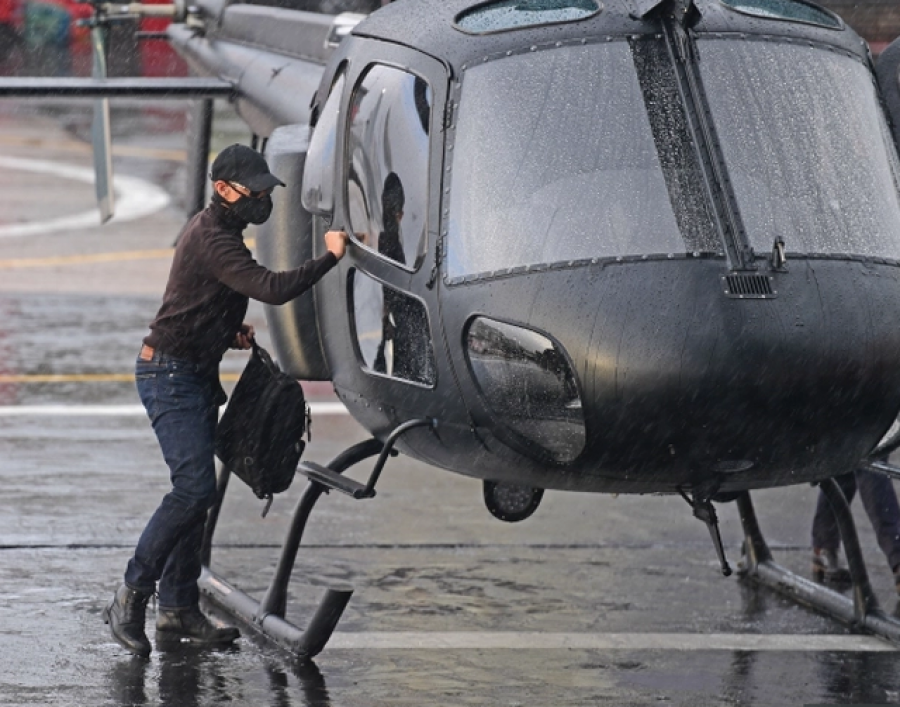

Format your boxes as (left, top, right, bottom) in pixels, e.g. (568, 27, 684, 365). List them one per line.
(172, 0, 900, 496)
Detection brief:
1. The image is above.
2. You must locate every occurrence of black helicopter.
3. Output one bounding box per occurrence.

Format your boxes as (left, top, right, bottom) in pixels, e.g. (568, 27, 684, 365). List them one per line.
(5, 0, 900, 657)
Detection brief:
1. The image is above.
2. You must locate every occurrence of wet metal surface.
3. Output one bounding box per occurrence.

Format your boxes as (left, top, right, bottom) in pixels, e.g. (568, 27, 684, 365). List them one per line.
(3, 102, 900, 706)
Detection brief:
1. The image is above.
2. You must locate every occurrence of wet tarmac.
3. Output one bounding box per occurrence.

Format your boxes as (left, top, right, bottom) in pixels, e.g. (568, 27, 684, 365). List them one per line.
(2, 101, 900, 706)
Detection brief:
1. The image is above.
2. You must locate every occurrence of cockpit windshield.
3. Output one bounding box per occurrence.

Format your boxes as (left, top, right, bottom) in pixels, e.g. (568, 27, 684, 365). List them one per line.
(446, 42, 689, 281)
(698, 39, 900, 260)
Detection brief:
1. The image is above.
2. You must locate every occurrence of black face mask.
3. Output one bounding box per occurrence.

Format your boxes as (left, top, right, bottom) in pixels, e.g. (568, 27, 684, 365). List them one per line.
(229, 194, 273, 224)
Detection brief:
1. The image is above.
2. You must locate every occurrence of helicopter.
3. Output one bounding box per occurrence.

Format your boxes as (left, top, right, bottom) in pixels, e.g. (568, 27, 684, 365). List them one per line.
(5, 0, 900, 658)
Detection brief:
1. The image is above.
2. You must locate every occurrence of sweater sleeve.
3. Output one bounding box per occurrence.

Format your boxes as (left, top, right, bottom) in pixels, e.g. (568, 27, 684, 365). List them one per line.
(205, 235, 338, 305)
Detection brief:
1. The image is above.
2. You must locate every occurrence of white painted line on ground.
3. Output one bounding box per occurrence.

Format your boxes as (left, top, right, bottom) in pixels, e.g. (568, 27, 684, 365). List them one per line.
(326, 632, 895, 652)
(0, 156, 170, 238)
(0, 402, 349, 416)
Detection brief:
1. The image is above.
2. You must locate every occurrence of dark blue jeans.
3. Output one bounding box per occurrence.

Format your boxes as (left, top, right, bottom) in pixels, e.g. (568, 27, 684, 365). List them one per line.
(124, 351, 225, 608)
(812, 466, 900, 572)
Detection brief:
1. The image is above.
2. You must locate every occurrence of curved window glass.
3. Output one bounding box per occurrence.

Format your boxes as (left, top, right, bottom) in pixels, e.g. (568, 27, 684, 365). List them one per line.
(302, 73, 345, 218)
(466, 317, 585, 463)
(346, 64, 432, 270)
(446, 43, 687, 280)
(720, 0, 841, 29)
(352, 269, 436, 386)
(455, 0, 601, 34)
(699, 40, 900, 259)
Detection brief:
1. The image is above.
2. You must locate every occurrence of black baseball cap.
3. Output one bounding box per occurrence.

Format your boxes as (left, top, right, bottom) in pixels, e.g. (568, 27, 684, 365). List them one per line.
(210, 144, 286, 192)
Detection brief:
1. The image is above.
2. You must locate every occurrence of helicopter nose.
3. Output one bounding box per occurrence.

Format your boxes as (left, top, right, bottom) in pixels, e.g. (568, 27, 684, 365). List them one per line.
(453, 256, 900, 493)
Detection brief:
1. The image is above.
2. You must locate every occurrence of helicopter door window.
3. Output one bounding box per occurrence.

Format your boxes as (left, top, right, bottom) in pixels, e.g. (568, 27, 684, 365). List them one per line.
(346, 64, 431, 271)
(351, 269, 436, 386)
(302, 72, 345, 218)
(698, 39, 900, 260)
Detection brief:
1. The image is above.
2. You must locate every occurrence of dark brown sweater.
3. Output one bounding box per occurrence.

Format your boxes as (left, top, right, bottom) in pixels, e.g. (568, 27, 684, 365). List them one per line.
(143, 200, 337, 367)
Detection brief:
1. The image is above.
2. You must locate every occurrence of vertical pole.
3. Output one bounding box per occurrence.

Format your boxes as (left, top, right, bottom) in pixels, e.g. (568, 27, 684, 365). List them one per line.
(90, 24, 115, 223)
(185, 98, 213, 220)
(201, 462, 231, 567)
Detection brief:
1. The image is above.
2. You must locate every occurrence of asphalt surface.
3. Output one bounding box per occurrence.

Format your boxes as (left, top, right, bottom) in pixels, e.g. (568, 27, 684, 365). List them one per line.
(2, 101, 900, 706)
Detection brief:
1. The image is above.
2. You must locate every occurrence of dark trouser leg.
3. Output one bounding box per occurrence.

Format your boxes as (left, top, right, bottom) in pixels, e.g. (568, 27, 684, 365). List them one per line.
(856, 467, 900, 572)
(157, 513, 207, 608)
(812, 472, 858, 552)
(156, 404, 218, 608)
(124, 492, 209, 597)
(125, 366, 218, 605)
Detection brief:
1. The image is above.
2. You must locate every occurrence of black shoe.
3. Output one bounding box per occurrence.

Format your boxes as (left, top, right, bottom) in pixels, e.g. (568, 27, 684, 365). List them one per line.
(103, 583, 152, 658)
(155, 605, 240, 647)
(812, 547, 852, 584)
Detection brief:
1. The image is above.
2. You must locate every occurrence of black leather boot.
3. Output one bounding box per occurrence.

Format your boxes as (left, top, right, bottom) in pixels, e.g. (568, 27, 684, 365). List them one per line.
(155, 605, 240, 647)
(103, 583, 152, 658)
(811, 547, 852, 584)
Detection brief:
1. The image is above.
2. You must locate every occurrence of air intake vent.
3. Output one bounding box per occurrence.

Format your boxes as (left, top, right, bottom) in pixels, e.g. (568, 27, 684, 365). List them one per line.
(722, 274, 775, 299)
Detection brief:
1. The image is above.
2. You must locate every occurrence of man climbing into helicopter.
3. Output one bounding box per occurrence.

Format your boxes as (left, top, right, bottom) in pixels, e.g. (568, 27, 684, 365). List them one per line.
(102, 143, 349, 658)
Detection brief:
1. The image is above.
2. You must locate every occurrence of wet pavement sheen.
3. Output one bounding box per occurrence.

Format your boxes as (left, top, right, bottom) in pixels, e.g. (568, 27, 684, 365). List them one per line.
(2, 103, 900, 706)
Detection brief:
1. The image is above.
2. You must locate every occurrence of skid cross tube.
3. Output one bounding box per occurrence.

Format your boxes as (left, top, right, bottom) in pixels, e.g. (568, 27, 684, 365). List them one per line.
(736, 488, 900, 646)
(362, 418, 436, 496)
(867, 459, 900, 481)
(297, 418, 437, 498)
(818, 477, 881, 619)
(258, 438, 385, 620)
(198, 419, 436, 660)
(198, 438, 382, 661)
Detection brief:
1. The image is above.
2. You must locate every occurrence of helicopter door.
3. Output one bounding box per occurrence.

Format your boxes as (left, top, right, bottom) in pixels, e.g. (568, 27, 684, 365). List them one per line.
(343, 58, 439, 388)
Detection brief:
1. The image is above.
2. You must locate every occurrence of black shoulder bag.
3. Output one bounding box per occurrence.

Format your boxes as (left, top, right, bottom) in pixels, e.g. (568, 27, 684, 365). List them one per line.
(215, 342, 310, 516)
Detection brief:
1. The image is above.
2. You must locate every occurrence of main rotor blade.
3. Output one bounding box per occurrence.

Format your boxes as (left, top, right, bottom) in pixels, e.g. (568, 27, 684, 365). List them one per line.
(90, 25, 115, 224)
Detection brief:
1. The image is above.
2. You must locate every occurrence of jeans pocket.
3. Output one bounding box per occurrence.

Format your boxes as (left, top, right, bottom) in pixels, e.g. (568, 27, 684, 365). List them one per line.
(162, 370, 209, 411)
(136, 371, 160, 421)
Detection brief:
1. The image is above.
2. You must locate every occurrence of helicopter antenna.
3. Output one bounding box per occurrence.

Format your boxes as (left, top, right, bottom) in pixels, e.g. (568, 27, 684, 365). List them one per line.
(678, 486, 732, 577)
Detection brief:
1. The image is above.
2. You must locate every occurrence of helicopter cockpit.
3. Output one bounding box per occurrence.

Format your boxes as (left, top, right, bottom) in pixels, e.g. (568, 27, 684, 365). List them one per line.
(446, 1, 900, 282)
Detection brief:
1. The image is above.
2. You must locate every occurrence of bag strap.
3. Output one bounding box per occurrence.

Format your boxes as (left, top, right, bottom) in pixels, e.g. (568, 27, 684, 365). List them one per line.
(250, 339, 278, 371)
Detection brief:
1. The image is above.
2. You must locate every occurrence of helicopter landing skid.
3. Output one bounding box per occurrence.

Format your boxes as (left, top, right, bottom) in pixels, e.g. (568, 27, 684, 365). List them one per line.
(735, 481, 900, 646)
(197, 418, 435, 662)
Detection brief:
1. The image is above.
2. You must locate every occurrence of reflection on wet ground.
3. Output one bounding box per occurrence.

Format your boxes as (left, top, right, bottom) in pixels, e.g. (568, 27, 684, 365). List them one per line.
(105, 641, 339, 707)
